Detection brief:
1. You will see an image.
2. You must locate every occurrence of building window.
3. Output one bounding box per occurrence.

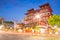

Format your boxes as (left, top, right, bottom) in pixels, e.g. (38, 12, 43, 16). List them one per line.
(47, 12, 50, 15)
(46, 9, 48, 11)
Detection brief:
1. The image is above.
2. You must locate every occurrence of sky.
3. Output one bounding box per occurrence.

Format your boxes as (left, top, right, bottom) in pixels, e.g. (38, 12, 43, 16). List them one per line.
(0, 0, 60, 22)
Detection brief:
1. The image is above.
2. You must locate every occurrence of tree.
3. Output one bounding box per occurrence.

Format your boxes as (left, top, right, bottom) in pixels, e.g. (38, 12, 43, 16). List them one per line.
(4, 21, 13, 24)
(34, 26, 39, 31)
(48, 14, 60, 27)
(4, 21, 14, 29)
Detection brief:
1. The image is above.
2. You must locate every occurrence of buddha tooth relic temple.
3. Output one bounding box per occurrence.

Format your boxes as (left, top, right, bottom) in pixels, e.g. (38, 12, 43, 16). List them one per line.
(22, 3, 52, 28)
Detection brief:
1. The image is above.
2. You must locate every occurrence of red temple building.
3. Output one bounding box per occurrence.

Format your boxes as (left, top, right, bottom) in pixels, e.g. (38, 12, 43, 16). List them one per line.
(22, 3, 52, 28)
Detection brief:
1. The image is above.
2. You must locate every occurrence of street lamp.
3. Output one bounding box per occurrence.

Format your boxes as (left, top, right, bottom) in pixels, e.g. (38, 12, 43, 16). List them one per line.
(35, 14, 41, 26)
(35, 14, 40, 19)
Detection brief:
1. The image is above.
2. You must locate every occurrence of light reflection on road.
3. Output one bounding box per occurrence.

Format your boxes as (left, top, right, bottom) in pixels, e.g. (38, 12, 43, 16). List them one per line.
(0, 33, 60, 40)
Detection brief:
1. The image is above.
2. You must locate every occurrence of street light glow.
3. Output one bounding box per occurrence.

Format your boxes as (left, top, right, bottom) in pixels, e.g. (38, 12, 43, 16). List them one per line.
(0, 25, 3, 29)
(35, 14, 40, 19)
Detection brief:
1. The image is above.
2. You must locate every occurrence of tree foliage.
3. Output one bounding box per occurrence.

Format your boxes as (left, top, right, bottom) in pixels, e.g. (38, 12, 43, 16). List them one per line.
(48, 14, 60, 26)
(4, 21, 14, 24)
(34, 26, 39, 31)
(4, 21, 14, 29)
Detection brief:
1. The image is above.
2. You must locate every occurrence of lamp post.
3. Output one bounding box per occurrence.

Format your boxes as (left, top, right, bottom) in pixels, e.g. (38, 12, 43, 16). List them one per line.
(35, 14, 40, 26)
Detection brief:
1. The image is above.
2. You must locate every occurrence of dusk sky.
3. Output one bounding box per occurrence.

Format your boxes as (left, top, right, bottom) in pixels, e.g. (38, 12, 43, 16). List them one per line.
(0, 0, 60, 22)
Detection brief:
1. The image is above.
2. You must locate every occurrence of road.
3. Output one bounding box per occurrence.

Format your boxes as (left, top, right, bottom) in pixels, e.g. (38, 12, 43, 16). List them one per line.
(0, 32, 60, 40)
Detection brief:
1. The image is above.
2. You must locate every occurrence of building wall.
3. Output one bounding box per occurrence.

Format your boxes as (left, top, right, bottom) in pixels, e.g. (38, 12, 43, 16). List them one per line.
(23, 3, 52, 26)
(0, 17, 4, 25)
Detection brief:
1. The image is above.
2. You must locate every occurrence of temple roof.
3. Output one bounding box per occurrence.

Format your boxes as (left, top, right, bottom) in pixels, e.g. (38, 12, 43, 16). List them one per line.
(39, 3, 52, 12)
(40, 3, 50, 8)
(25, 8, 35, 15)
(25, 3, 52, 15)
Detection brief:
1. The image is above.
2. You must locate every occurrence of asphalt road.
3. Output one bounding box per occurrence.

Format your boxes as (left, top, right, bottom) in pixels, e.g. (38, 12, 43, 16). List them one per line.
(0, 32, 60, 40)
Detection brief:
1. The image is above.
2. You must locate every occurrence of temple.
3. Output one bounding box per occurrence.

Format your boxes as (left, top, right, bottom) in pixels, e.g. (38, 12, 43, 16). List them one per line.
(22, 3, 52, 28)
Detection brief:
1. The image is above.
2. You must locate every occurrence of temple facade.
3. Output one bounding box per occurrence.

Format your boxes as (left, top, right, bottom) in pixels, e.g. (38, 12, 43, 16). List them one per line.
(22, 3, 52, 28)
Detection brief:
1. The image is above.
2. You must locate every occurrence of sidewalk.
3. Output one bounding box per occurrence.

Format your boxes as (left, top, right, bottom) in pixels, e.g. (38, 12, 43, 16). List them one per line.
(0, 30, 60, 37)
